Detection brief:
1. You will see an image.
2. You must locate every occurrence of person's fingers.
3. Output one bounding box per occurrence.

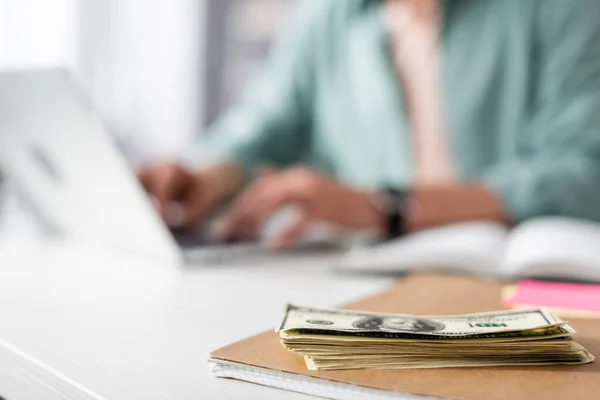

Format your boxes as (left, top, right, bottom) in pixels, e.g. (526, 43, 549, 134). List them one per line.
(219, 167, 322, 241)
(218, 171, 285, 239)
(137, 164, 189, 221)
(182, 183, 213, 230)
(234, 188, 289, 238)
(136, 168, 152, 192)
(270, 210, 312, 250)
(138, 167, 168, 208)
(236, 168, 314, 227)
(225, 168, 321, 239)
(156, 171, 186, 219)
(218, 179, 274, 240)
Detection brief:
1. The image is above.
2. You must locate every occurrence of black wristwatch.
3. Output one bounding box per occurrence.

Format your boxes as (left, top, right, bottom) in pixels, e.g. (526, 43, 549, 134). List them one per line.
(371, 187, 411, 240)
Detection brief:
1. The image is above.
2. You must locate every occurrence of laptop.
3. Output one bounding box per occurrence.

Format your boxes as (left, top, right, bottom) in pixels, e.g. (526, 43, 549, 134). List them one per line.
(0, 68, 342, 265)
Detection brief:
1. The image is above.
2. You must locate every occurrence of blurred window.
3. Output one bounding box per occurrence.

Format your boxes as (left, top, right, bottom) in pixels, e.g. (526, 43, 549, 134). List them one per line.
(204, 0, 295, 127)
(0, 0, 68, 70)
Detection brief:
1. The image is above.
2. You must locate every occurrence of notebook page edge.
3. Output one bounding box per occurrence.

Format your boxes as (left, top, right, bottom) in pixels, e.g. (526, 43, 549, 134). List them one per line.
(502, 217, 600, 281)
(337, 221, 508, 275)
(208, 359, 449, 400)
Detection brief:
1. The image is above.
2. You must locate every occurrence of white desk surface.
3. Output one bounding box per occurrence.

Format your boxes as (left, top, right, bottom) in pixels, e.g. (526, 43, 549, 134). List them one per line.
(0, 238, 393, 400)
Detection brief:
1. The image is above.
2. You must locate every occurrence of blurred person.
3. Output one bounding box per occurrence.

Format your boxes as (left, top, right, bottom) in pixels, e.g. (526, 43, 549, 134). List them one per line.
(138, 0, 600, 249)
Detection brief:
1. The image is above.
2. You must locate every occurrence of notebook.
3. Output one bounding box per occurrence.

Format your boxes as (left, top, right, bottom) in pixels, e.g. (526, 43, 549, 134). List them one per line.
(337, 217, 600, 282)
(504, 280, 600, 319)
(209, 273, 600, 400)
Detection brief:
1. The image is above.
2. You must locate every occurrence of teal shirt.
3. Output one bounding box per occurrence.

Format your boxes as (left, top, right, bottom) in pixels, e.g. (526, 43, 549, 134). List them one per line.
(189, 0, 600, 223)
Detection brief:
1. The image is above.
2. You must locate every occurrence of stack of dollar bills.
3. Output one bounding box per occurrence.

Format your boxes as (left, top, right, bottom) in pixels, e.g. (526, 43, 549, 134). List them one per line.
(276, 304, 595, 371)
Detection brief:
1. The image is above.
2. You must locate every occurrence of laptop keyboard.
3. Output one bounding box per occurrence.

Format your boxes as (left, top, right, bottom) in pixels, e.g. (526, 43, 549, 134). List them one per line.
(170, 227, 268, 264)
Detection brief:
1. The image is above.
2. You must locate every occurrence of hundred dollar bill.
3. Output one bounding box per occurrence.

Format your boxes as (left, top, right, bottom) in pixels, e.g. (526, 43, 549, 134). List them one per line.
(277, 304, 594, 371)
(277, 304, 572, 338)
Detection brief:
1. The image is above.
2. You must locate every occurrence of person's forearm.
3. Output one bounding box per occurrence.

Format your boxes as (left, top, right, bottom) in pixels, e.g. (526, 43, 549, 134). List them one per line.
(405, 183, 509, 232)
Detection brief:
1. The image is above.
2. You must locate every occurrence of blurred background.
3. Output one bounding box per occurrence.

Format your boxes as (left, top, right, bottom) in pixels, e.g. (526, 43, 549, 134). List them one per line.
(0, 0, 294, 233)
(0, 0, 294, 160)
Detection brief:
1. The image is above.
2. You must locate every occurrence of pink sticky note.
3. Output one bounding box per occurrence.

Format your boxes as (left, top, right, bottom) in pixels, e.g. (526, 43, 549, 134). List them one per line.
(506, 280, 600, 313)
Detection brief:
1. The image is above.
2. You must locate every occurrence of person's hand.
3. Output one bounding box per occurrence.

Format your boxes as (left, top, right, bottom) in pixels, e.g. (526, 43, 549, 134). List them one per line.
(136, 163, 218, 229)
(218, 167, 384, 249)
(137, 162, 244, 229)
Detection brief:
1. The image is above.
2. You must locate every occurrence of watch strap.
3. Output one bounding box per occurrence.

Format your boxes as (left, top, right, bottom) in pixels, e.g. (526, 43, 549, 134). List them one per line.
(382, 187, 409, 239)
